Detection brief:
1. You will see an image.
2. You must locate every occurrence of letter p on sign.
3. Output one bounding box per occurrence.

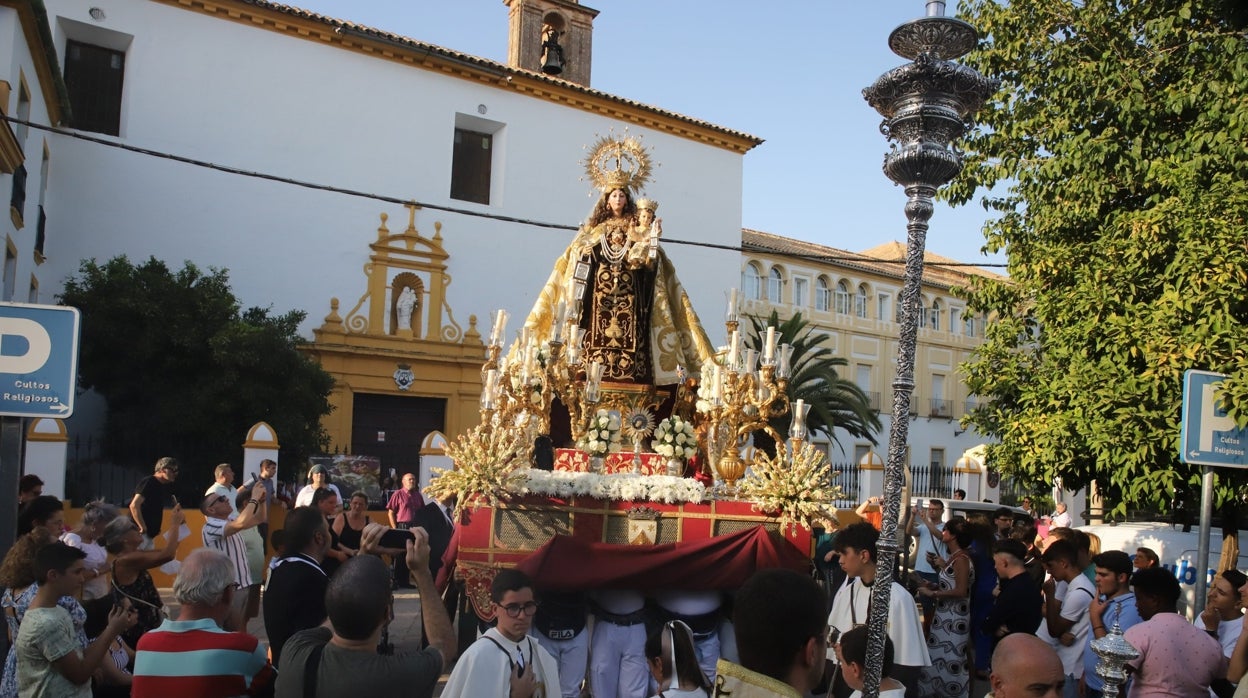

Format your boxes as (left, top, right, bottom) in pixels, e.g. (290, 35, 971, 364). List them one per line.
(0, 317, 52, 374)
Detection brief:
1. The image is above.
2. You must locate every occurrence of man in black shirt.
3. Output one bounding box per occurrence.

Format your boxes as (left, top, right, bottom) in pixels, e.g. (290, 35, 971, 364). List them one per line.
(128, 456, 179, 547)
(983, 538, 1043, 647)
(263, 506, 331, 666)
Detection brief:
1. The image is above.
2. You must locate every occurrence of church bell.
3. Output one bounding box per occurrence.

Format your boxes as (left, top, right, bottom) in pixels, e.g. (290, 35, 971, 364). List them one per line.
(540, 30, 565, 75)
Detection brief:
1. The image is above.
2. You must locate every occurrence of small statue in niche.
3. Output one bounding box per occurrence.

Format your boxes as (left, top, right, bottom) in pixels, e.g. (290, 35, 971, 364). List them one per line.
(396, 286, 417, 331)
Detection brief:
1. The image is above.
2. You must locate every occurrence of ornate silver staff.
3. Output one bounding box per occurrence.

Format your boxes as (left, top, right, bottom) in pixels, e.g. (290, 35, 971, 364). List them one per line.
(860, 1, 997, 695)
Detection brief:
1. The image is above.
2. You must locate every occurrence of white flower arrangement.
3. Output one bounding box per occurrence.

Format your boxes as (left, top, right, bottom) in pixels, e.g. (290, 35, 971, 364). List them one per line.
(426, 423, 530, 513)
(737, 441, 843, 534)
(578, 409, 623, 457)
(512, 468, 707, 504)
(651, 416, 698, 461)
(695, 358, 719, 414)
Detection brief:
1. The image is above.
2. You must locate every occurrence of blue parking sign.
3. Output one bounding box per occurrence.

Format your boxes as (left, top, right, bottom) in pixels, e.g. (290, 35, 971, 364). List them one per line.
(0, 303, 80, 418)
(1181, 369, 1248, 468)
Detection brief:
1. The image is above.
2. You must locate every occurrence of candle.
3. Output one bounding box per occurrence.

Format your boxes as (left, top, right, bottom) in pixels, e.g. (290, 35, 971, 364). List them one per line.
(483, 369, 499, 408)
(552, 301, 566, 342)
(764, 326, 777, 363)
(744, 348, 758, 374)
(490, 309, 508, 347)
(727, 330, 740, 368)
(711, 365, 723, 402)
(794, 399, 806, 428)
(726, 288, 739, 320)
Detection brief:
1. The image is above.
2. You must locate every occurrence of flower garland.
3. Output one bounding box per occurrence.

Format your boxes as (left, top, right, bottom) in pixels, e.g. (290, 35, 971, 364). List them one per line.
(426, 423, 529, 512)
(737, 441, 842, 534)
(512, 468, 707, 505)
(651, 416, 698, 460)
(578, 409, 623, 456)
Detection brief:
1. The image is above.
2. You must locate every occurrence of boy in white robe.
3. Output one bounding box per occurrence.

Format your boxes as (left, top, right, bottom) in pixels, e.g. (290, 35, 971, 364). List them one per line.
(825, 522, 930, 698)
(442, 569, 561, 698)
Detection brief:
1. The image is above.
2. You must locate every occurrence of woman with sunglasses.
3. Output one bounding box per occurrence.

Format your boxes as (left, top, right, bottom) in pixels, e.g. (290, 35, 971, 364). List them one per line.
(101, 505, 186, 648)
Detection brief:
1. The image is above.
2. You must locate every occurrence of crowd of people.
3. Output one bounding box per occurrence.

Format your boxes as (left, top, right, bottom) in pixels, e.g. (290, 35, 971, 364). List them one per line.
(4, 466, 1248, 698)
(1, 458, 459, 698)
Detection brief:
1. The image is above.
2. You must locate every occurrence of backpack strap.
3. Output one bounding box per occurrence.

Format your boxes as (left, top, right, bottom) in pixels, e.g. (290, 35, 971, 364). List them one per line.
(304, 642, 326, 696)
(482, 635, 516, 671)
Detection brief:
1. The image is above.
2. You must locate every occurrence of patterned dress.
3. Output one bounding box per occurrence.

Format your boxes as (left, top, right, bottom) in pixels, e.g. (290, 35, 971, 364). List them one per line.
(111, 563, 164, 649)
(1, 584, 88, 698)
(919, 550, 974, 698)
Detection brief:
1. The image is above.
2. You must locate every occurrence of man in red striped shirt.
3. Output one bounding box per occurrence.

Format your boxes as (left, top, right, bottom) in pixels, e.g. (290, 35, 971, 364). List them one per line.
(132, 548, 275, 697)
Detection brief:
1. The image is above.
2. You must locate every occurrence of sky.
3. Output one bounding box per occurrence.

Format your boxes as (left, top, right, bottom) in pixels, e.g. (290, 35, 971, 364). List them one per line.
(287, 0, 1007, 270)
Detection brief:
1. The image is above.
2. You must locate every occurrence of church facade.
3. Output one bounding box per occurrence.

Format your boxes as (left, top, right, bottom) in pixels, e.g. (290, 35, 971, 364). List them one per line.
(10, 0, 758, 479)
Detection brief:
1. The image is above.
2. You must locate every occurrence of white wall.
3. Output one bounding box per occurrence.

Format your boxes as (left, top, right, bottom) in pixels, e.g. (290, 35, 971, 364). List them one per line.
(39, 0, 744, 347)
(0, 6, 57, 304)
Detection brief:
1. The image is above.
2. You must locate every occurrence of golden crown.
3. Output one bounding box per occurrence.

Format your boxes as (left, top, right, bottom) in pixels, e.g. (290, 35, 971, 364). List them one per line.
(584, 134, 653, 194)
(635, 198, 658, 212)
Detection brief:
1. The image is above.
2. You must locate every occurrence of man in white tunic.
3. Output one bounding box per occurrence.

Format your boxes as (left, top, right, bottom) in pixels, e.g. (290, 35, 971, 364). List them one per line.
(826, 522, 930, 698)
(442, 569, 560, 698)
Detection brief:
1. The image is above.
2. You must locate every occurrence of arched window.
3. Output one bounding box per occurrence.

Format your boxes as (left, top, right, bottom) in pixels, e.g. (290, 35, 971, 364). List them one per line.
(835, 281, 851, 315)
(855, 284, 869, 318)
(918, 295, 929, 328)
(743, 263, 762, 301)
(815, 276, 831, 312)
(767, 267, 783, 302)
(930, 299, 942, 331)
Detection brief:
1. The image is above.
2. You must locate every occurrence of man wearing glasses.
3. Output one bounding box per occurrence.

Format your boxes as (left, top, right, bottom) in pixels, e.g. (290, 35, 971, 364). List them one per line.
(129, 456, 179, 549)
(200, 482, 267, 630)
(131, 548, 275, 697)
(442, 569, 561, 698)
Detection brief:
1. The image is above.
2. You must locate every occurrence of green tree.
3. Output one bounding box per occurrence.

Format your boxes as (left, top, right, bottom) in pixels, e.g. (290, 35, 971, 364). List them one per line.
(58, 256, 334, 496)
(745, 311, 880, 456)
(949, 0, 1248, 515)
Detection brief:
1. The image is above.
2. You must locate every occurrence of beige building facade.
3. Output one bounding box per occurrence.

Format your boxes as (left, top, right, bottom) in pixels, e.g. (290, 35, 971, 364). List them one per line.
(741, 229, 1003, 493)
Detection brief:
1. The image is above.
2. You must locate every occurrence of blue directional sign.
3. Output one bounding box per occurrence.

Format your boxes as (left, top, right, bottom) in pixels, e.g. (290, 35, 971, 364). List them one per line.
(0, 303, 80, 418)
(1181, 369, 1248, 468)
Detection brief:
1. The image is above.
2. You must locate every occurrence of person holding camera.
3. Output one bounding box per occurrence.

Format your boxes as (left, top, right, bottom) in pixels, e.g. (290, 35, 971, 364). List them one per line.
(909, 499, 947, 638)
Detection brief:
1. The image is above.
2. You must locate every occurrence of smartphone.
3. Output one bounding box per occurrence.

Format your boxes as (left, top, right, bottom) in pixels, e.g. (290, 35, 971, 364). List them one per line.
(380, 528, 414, 549)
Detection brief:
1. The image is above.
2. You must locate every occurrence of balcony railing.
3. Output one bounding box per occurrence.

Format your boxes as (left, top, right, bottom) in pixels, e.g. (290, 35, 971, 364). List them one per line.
(929, 398, 953, 419)
(866, 391, 881, 411)
(9, 163, 26, 219)
(35, 205, 46, 259)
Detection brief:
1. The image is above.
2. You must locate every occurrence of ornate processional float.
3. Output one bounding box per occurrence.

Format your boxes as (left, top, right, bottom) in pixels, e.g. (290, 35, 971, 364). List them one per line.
(425, 134, 842, 618)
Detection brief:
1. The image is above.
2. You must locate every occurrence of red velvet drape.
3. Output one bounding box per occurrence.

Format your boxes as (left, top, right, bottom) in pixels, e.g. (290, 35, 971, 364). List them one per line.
(514, 524, 811, 592)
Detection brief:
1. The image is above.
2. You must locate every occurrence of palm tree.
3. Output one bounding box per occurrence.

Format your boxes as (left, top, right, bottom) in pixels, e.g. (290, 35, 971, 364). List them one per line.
(745, 310, 881, 456)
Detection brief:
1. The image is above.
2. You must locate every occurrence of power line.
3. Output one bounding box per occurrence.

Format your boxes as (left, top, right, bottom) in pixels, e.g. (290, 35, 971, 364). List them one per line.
(2, 115, 1007, 270)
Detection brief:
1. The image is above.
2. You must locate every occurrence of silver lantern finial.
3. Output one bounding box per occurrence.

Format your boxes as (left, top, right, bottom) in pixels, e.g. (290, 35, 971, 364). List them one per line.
(1092, 620, 1140, 698)
(858, 2, 999, 697)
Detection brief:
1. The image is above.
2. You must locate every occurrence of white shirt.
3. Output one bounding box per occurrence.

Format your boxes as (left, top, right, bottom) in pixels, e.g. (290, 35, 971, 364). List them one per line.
(202, 514, 252, 588)
(1036, 574, 1094, 676)
(294, 483, 342, 508)
(1051, 510, 1073, 528)
(913, 520, 946, 574)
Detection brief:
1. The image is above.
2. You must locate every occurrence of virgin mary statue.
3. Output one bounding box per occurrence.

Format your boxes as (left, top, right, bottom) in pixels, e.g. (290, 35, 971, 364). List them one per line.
(522, 135, 714, 390)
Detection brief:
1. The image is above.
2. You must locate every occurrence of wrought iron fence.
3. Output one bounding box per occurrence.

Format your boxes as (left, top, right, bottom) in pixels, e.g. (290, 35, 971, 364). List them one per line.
(827, 461, 861, 509)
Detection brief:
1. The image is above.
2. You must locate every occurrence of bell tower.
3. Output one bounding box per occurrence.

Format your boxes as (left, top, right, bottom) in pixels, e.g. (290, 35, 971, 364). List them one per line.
(504, 0, 599, 87)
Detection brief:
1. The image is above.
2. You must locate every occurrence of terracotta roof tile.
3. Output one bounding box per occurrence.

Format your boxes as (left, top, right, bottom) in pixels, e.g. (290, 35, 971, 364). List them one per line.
(741, 229, 1007, 290)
